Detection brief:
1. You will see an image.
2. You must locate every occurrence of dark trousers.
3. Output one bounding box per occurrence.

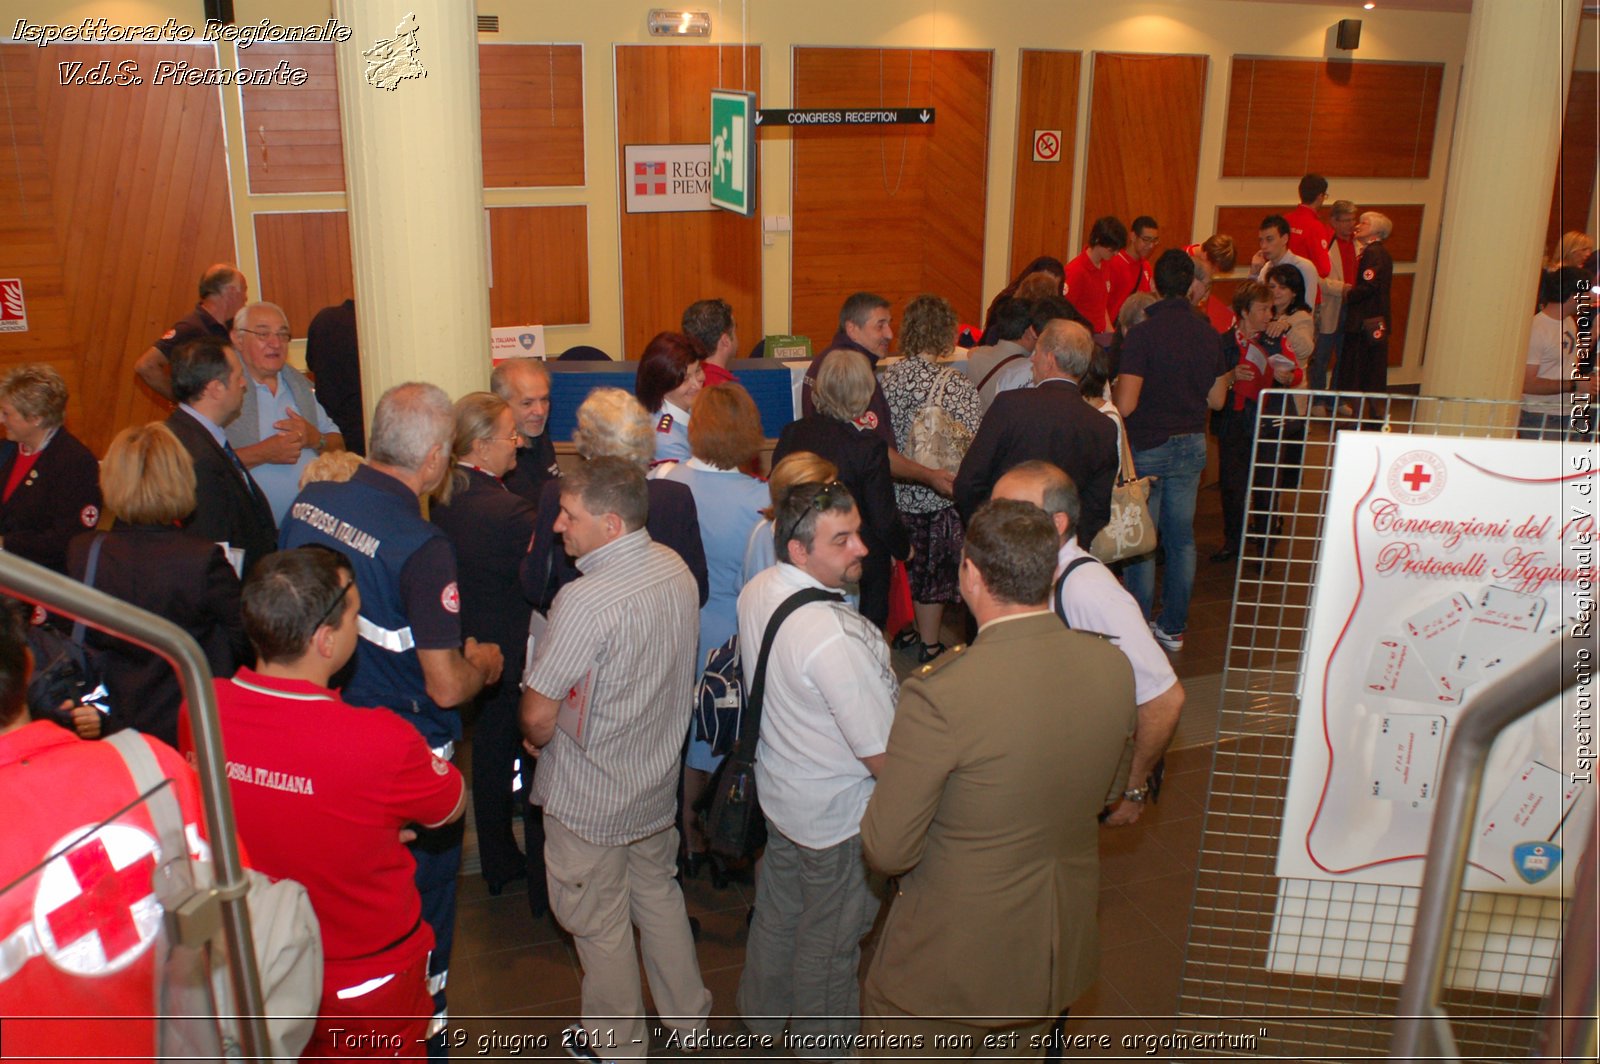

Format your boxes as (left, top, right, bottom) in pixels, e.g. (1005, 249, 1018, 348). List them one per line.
(857, 549, 891, 630)
(470, 673, 524, 886)
(412, 820, 463, 1060)
(1217, 405, 1253, 551)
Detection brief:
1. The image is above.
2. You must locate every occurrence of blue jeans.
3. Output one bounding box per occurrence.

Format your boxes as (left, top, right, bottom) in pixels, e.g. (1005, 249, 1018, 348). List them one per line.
(1310, 330, 1344, 392)
(1124, 432, 1207, 635)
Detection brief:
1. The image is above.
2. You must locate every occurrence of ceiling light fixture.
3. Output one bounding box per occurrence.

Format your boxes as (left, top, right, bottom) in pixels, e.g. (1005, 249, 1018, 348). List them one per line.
(648, 9, 711, 36)
(1363, 2, 1376, 9)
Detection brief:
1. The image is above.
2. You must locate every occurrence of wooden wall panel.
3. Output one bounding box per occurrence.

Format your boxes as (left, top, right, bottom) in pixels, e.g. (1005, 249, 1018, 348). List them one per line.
(1215, 204, 1426, 264)
(1387, 273, 1414, 367)
(489, 206, 589, 326)
(241, 43, 586, 194)
(1009, 50, 1081, 279)
(0, 44, 236, 454)
(481, 44, 585, 188)
(253, 212, 354, 335)
(616, 45, 761, 361)
(1082, 53, 1207, 249)
(791, 47, 992, 349)
(240, 43, 343, 194)
(1548, 70, 1598, 252)
(1223, 57, 1443, 179)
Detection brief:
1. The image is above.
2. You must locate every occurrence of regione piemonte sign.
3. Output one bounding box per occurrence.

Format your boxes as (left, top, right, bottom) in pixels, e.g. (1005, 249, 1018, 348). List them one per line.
(622, 144, 715, 214)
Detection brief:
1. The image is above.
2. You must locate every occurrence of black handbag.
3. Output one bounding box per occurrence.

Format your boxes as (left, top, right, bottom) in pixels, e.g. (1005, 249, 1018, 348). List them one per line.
(696, 586, 843, 858)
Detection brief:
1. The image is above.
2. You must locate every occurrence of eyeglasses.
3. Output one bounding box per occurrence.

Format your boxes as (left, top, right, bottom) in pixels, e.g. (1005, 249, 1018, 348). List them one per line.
(489, 434, 522, 444)
(778, 481, 846, 548)
(313, 579, 354, 630)
(239, 328, 292, 343)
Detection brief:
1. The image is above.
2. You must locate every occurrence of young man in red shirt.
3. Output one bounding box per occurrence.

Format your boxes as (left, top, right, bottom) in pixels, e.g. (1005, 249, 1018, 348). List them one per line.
(205, 547, 465, 1058)
(1107, 214, 1159, 322)
(1064, 216, 1129, 334)
(1286, 173, 1333, 280)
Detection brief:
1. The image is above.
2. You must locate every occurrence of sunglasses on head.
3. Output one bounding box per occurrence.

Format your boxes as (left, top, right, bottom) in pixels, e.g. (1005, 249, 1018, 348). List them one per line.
(779, 481, 846, 547)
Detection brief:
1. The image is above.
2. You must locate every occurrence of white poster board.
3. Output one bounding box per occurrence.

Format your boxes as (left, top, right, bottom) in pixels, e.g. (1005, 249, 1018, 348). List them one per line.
(490, 325, 546, 362)
(1268, 431, 1596, 993)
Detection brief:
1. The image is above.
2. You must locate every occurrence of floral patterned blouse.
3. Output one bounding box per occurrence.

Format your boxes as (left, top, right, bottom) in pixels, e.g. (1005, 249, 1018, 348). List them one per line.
(881, 354, 982, 514)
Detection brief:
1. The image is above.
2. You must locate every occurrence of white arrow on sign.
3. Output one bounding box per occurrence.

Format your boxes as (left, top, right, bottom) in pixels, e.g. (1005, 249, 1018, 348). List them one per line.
(754, 112, 763, 125)
(919, 110, 931, 122)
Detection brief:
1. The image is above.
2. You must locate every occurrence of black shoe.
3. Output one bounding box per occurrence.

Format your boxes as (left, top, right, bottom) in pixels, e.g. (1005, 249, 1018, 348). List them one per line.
(917, 642, 948, 664)
(484, 866, 527, 897)
(681, 850, 708, 881)
(1210, 546, 1238, 563)
(891, 627, 920, 651)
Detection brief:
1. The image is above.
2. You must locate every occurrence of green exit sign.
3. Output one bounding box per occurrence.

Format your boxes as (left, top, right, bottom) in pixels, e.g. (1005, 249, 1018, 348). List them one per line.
(710, 89, 756, 216)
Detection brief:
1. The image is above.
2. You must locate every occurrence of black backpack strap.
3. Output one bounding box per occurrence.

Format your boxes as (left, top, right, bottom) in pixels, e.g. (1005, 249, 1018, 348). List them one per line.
(1051, 555, 1098, 629)
(734, 587, 845, 760)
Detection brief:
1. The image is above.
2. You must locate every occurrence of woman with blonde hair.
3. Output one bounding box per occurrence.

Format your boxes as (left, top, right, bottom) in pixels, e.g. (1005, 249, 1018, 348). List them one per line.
(430, 392, 541, 897)
(771, 350, 909, 628)
(66, 422, 248, 746)
(880, 294, 980, 660)
(0, 364, 102, 574)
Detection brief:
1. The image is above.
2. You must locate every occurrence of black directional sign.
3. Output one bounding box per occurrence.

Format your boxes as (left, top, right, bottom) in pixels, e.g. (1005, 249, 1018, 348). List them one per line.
(753, 107, 935, 128)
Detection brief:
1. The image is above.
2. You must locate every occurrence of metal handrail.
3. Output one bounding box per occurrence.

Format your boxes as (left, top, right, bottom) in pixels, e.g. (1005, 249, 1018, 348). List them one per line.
(0, 552, 267, 1061)
(1392, 636, 1590, 1063)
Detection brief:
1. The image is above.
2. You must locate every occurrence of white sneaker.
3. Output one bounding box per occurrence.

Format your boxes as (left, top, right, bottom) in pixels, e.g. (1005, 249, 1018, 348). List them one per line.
(1150, 623, 1184, 652)
(561, 1024, 620, 1064)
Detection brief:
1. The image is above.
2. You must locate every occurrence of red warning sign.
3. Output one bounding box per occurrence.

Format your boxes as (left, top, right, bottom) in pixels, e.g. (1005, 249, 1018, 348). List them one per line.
(0, 279, 27, 333)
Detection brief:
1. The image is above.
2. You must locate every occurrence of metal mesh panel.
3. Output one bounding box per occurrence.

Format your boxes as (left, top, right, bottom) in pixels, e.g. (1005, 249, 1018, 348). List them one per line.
(1176, 390, 1581, 1062)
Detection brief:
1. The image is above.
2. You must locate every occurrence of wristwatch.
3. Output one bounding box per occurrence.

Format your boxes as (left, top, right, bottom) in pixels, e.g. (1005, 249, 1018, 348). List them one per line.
(1121, 786, 1149, 804)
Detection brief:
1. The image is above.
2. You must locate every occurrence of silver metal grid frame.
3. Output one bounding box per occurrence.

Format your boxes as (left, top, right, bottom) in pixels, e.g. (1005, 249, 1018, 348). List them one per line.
(1175, 390, 1591, 1062)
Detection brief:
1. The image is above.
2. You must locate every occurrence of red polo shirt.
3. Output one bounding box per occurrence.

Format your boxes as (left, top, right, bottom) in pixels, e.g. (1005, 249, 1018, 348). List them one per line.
(195, 668, 463, 970)
(1106, 250, 1155, 323)
(1286, 204, 1333, 278)
(1064, 250, 1114, 333)
(702, 361, 736, 388)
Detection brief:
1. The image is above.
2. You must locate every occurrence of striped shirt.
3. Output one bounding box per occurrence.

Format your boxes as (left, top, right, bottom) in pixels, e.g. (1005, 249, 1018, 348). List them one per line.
(525, 528, 699, 845)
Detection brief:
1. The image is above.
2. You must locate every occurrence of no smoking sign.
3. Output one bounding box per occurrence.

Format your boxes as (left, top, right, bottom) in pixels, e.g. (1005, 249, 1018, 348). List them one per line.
(1032, 129, 1061, 163)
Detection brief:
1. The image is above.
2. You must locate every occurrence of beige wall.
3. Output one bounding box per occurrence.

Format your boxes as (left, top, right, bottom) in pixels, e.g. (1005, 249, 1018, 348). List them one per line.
(7, 1, 1594, 385)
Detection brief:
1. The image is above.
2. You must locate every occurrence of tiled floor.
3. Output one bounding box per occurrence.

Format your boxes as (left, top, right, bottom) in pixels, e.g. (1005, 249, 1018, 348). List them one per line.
(444, 473, 1243, 1056)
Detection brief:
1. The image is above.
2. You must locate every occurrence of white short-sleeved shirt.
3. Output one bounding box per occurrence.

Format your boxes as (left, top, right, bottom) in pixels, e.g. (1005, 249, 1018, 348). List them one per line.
(737, 562, 897, 848)
(1054, 539, 1178, 706)
(1521, 312, 1578, 416)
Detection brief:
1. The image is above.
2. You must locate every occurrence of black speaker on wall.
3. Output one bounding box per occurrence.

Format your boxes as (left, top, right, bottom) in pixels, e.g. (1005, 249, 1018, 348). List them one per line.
(203, 0, 235, 25)
(1336, 19, 1362, 50)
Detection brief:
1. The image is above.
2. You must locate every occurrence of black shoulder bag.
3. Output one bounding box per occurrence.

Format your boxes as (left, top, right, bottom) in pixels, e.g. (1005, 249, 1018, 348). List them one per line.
(696, 586, 844, 858)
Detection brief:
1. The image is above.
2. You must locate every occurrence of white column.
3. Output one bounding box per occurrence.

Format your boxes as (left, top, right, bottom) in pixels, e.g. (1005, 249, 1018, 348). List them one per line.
(333, 0, 488, 410)
(1420, 0, 1581, 402)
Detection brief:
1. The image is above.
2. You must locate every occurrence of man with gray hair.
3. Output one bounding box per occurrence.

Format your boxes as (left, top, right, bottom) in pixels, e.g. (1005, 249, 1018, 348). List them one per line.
(135, 262, 249, 400)
(491, 356, 560, 505)
(225, 300, 344, 523)
(521, 455, 711, 1056)
(280, 380, 504, 1054)
(954, 319, 1119, 544)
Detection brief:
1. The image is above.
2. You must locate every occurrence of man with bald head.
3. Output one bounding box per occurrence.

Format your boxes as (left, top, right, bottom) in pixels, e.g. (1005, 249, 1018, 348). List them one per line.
(136, 263, 249, 400)
(992, 460, 1184, 826)
(223, 301, 344, 523)
(490, 357, 561, 505)
(953, 319, 1119, 545)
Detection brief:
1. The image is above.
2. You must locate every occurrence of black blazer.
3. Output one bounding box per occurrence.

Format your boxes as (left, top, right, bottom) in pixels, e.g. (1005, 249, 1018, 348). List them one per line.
(0, 429, 102, 574)
(165, 407, 278, 576)
(954, 380, 1120, 545)
(520, 474, 709, 612)
(771, 414, 910, 563)
(430, 467, 539, 662)
(1344, 240, 1394, 328)
(68, 524, 249, 748)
